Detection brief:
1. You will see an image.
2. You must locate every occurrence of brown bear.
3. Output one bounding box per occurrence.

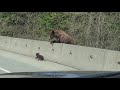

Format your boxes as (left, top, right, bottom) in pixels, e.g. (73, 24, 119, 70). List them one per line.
(35, 53, 44, 61)
(49, 30, 75, 45)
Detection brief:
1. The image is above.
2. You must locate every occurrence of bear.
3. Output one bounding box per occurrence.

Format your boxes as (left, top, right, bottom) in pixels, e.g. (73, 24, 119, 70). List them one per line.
(35, 53, 44, 61)
(49, 30, 75, 45)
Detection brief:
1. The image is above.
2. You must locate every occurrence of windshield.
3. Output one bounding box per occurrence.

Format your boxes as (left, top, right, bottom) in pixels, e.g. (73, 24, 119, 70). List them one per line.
(0, 12, 120, 78)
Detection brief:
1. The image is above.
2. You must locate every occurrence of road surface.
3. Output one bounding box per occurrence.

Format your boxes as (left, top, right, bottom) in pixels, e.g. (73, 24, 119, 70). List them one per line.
(0, 50, 78, 74)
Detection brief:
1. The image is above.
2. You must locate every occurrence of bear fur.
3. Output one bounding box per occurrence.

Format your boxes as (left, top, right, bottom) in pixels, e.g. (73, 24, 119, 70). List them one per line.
(35, 53, 44, 61)
(49, 30, 75, 45)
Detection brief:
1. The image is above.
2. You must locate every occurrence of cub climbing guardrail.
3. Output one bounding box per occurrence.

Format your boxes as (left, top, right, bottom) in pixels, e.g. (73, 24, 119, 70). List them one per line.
(0, 36, 120, 71)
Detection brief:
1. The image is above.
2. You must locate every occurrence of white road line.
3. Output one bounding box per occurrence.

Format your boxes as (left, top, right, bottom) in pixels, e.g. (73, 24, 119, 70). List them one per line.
(0, 67, 11, 73)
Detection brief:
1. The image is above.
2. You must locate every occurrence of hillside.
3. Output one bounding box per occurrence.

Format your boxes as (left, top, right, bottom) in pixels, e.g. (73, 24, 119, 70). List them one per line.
(0, 12, 120, 51)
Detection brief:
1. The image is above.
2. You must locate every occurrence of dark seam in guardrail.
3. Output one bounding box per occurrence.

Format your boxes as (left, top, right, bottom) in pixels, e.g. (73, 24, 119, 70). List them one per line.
(45, 59, 82, 70)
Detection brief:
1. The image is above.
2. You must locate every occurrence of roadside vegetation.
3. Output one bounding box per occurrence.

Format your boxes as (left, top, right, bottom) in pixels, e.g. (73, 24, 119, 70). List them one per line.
(0, 12, 120, 51)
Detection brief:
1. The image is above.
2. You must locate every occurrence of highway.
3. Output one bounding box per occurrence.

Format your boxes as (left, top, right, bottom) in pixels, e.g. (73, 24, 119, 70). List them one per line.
(0, 50, 78, 74)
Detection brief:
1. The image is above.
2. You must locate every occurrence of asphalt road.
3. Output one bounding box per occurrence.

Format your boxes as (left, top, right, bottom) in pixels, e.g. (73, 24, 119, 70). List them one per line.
(0, 50, 78, 74)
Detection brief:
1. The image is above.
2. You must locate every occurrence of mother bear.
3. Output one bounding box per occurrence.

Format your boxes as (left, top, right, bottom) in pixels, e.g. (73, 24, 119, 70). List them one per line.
(49, 30, 75, 45)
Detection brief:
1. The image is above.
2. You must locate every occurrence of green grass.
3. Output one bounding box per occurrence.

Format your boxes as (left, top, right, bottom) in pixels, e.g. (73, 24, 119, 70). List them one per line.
(0, 12, 120, 51)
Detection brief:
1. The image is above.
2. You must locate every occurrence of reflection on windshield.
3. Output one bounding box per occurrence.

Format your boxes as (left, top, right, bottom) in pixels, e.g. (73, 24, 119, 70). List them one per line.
(0, 71, 120, 78)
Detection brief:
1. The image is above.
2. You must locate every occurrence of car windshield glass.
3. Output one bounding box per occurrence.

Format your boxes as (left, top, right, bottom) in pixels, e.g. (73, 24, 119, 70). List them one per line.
(0, 12, 120, 78)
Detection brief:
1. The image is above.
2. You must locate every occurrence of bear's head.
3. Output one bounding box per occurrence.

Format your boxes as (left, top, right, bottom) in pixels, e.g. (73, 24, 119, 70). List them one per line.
(36, 53, 39, 56)
(50, 31, 55, 39)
